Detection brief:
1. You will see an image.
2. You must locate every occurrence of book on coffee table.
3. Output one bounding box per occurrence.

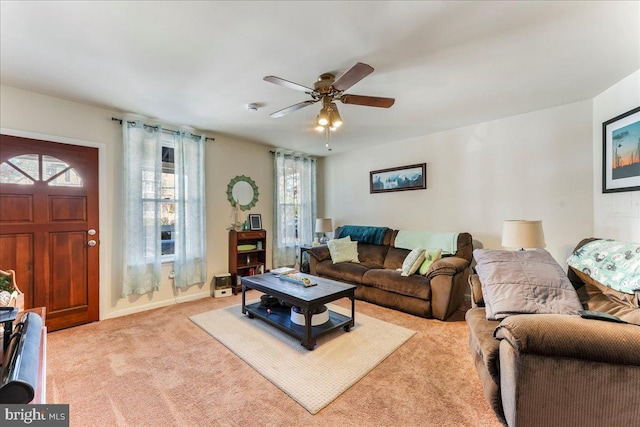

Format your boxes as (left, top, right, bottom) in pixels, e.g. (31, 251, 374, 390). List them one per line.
(270, 267, 297, 275)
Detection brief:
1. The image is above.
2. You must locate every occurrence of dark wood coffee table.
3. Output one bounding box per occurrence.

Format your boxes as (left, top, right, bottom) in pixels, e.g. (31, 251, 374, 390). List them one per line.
(241, 273, 356, 350)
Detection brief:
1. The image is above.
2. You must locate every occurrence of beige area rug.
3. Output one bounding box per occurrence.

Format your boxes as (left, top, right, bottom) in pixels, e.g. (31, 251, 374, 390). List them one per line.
(190, 302, 416, 415)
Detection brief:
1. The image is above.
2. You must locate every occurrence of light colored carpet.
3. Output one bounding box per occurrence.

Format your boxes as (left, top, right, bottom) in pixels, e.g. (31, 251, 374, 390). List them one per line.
(190, 302, 416, 414)
(46, 295, 504, 426)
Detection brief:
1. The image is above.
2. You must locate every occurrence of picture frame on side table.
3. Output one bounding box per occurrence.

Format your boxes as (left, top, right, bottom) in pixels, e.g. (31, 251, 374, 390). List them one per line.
(370, 163, 427, 194)
(249, 214, 262, 230)
(602, 106, 640, 193)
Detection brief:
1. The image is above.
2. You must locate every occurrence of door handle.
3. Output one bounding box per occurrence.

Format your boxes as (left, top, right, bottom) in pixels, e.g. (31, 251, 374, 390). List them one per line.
(88, 240, 97, 247)
(88, 229, 96, 236)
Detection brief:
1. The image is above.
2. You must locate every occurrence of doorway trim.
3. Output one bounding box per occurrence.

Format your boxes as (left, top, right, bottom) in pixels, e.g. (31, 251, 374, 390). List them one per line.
(1, 127, 108, 321)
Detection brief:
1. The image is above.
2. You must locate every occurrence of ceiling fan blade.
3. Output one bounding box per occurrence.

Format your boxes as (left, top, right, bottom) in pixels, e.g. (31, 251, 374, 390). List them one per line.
(263, 76, 314, 93)
(332, 62, 374, 92)
(340, 94, 395, 108)
(270, 100, 317, 118)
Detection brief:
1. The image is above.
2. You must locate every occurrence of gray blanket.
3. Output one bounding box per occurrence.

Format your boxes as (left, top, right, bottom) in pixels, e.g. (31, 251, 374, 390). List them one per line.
(474, 249, 583, 321)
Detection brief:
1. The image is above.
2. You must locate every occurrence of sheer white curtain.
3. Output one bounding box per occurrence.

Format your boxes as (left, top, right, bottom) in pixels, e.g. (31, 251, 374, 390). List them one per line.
(122, 121, 207, 296)
(273, 149, 317, 268)
(122, 120, 163, 296)
(173, 131, 207, 288)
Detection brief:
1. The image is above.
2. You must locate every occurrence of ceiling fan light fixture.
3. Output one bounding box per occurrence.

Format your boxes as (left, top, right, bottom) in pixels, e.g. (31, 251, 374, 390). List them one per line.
(329, 103, 342, 128)
(317, 108, 330, 127)
(314, 124, 325, 132)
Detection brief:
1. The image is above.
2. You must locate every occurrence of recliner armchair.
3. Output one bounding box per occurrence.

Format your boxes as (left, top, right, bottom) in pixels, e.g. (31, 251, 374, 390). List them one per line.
(466, 238, 640, 427)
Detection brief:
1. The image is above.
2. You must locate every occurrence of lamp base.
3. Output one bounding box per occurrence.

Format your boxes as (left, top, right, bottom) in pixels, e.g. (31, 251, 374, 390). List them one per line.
(319, 235, 329, 244)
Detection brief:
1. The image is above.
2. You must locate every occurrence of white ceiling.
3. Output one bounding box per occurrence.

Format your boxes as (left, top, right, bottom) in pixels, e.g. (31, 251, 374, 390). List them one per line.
(1, 1, 639, 157)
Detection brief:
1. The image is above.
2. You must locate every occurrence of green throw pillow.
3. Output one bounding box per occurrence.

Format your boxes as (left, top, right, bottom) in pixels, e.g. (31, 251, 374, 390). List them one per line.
(419, 249, 442, 275)
(328, 236, 360, 264)
(401, 249, 426, 277)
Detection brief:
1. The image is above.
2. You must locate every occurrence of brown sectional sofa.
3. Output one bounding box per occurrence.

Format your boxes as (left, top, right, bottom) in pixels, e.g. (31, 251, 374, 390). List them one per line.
(306, 227, 473, 320)
(466, 238, 640, 427)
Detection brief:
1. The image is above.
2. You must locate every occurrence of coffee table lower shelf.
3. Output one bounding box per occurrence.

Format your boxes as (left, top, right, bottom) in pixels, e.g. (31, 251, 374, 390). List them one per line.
(243, 302, 352, 350)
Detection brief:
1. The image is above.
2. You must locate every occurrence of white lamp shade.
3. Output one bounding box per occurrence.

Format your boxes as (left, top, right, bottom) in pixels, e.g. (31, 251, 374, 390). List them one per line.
(315, 218, 333, 233)
(502, 220, 546, 249)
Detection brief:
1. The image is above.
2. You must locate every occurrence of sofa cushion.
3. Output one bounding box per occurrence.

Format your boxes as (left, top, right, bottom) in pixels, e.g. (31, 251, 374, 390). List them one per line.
(327, 237, 360, 264)
(571, 267, 640, 308)
(383, 247, 411, 270)
(358, 242, 389, 267)
(362, 268, 431, 299)
(578, 278, 640, 325)
(315, 260, 371, 284)
(401, 249, 426, 276)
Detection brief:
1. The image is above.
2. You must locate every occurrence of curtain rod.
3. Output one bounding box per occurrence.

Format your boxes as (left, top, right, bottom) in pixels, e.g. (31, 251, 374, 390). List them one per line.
(111, 117, 215, 141)
(269, 150, 316, 160)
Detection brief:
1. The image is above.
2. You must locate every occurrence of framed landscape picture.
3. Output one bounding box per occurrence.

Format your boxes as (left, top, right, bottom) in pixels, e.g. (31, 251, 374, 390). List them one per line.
(370, 163, 426, 194)
(603, 106, 640, 193)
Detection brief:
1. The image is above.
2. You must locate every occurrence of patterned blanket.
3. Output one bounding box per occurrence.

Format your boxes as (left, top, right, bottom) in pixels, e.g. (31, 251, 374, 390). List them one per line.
(567, 240, 640, 295)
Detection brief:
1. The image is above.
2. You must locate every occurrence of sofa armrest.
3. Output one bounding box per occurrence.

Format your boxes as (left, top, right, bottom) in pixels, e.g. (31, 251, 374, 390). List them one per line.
(495, 314, 640, 365)
(307, 246, 331, 275)
(429, 257, 471, 320)
(425, 256, 469, 280)
(306, 245, 331, 263)
(468, 274, 484, 308)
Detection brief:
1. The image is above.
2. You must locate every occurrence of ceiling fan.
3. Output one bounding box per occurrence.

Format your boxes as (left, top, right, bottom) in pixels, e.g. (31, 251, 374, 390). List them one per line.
(263, 62, 395, 131)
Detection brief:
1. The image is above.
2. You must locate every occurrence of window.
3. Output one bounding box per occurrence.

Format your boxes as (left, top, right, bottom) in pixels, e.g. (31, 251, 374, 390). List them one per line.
(0, 154, 83, 187)
(160, 144, 175, 257)
(121, 120, 206, 296)
(273, 150, 317, 268)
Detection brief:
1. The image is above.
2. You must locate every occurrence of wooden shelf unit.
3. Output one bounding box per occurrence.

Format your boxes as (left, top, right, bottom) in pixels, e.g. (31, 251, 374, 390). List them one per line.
(229, 230, 266, 294)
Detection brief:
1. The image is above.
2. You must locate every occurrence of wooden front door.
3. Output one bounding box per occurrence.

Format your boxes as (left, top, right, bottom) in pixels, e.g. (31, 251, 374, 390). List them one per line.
(0, 134, 99, 331)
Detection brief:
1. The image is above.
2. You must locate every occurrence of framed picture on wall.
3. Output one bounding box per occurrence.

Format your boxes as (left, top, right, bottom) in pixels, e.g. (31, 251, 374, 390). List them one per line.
(249, 214, 262, 230)
(602, 106, 640, 193)
(370, 163, 426, 194)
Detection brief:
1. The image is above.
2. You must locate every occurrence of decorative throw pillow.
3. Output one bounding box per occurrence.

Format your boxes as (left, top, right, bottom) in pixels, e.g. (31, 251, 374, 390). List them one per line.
(401, 249, 426, 277)
(419, 249, 442, 275)
(327, 237, 360, 264)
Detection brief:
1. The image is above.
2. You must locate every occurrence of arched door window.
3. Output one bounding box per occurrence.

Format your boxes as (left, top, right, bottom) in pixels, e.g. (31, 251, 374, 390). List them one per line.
(0, 154, 83, 187)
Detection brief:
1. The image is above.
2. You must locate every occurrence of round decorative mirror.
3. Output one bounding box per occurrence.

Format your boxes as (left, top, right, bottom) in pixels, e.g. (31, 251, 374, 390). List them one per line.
(226, 175, 259, 211)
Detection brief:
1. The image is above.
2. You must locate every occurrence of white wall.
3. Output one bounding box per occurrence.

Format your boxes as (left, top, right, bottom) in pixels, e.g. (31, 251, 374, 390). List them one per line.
(0, 85, 274, 319)
(324, 100, 595, 264)
(592, 70, 640, 242)
(4, 69, 634, 319)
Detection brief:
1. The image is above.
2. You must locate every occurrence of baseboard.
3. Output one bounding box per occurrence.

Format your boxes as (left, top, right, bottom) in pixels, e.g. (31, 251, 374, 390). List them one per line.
(104, 291, 212, 320)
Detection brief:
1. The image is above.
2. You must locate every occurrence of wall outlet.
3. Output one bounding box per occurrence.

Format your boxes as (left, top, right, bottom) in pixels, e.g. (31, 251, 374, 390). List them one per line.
(168, 271, 175, 279)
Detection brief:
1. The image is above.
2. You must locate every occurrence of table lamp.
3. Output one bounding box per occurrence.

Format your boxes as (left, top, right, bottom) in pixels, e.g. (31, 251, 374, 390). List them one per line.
(501, 220, 546, 250)
(315, 218, 333, 244)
